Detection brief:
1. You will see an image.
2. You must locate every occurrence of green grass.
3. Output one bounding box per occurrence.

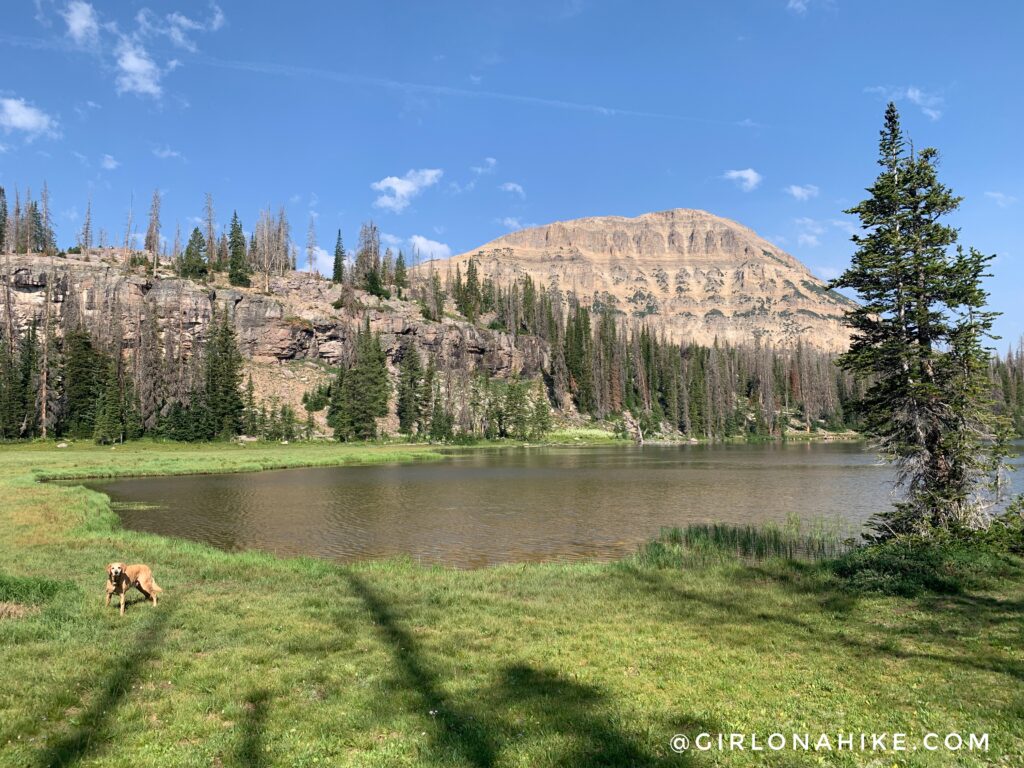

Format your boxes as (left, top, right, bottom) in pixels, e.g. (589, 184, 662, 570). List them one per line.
(0, 441, 1022, 766)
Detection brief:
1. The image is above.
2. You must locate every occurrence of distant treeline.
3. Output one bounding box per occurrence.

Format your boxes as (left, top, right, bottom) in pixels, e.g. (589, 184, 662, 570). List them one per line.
(1, 182, 1021, 443)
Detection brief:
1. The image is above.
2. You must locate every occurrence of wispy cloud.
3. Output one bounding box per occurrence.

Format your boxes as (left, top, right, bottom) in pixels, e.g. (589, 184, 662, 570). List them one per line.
(115, 37, 164, 97)
(195, 55, 747, 126)
(985, 191, 1017, 208)
(499, 181, 526, 198)
(0, 96, 59, 140)
(795, 217, 825, 247)
(409, 234, 451, 259)
(136, 4, 226, 53)
(471, 157, 497, 175)
(723, 168, 762, 192)
(100, 153, 119, 170)
(61, 0, 100, 46)
(829, 218, 859, 237)
(784, 183, 819, 201)
(500, 217, 522, 229)
(152, 144, 184, 160)
(866, 85, 944, 121)
(372, 168, 443, 213)
(786, 0, 810, 13)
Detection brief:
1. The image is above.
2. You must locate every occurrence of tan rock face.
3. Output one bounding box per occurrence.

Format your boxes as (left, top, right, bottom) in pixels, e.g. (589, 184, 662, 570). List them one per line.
(0, 254, 549, 418)
(430, 209, 854, 352)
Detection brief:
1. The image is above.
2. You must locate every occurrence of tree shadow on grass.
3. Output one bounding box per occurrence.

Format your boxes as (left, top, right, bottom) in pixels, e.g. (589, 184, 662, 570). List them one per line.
(341, 572, 712, 767)
(618, 564, 1024, 684)
(35, 606, 171, 768)
(488, 663, 701, 767)
(230, 688, 270, 768)
(342, 571, 498, 767)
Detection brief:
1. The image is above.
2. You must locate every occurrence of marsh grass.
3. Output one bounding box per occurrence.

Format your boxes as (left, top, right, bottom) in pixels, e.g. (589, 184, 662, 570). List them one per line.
(633, 516, 855, 568)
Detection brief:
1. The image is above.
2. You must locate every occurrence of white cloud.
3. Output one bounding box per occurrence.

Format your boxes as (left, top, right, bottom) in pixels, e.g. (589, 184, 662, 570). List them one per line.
(136, 4, 226, 52)
(795, 217, 825, 247)
(784, 183, 819, 201)
(371, 168, 443, 213)
(499, 181, 526, 198)
(380, 233, 403, 247)
(500, 217, 522, 229)
(985, 191, 1017, 208)
(300, 245, 331, 274)
(62, 1, 100, 46)
(786, 0, 809, 13)
(471, 157, 497, 175)
(829, 218, 858, 236)
(115, 37, 163, 97)
(0, 96, 59, 140)
(723, 168, 762, 192)
(153, 144, 184, 160)
(866, 85, 944, 121)
(408, 234, 451, 260)
(100, 153, 119, 170)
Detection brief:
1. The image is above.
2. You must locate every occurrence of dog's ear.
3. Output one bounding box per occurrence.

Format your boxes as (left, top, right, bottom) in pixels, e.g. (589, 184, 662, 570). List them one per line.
(106, 563, 114, 577)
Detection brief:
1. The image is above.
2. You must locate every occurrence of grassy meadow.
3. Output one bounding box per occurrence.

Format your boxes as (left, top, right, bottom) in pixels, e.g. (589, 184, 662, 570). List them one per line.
(0, 441, 1022, 767)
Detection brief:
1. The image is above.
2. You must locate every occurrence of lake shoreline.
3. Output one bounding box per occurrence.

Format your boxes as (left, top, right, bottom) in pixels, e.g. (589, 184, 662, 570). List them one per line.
(70, 440, 886, 568)
(2, 441, 1022, 765)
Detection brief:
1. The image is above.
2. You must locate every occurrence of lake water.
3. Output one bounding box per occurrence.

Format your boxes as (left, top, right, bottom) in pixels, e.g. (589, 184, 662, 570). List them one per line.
(79, 441, 948, 567)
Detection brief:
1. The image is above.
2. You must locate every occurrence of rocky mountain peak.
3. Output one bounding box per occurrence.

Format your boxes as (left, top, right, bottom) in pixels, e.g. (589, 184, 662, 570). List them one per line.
(432, 209, 854, 351)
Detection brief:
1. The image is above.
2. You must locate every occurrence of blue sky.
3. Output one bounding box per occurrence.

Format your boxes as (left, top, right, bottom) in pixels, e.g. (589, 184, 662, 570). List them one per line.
(1, 0, 1022, 343)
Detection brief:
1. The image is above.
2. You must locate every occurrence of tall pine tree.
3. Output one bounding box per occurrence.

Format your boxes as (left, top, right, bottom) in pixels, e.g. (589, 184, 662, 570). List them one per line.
(832, 103, 1005, 536)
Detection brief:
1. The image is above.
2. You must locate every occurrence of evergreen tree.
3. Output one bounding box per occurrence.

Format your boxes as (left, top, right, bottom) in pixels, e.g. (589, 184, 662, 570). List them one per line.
(203, 312, 245, 439)
(62, 327, 102, 438)
(327, 366, 348, 437)
(228, 212, 251, 287)
(16, 321, 39, 438)
(333, 321, 390, 440)
(428, 382, 454, 441)
(832, 103, 1005, 536)
(529, 380, 554, 440)
(396, 342, 423, 435)
(180, 227, 209, 280)
(243, 373, 258, 435)
(0, 332, 18, 439)
(93, 356, 123, 444)
(503, 377, 531, 439)
(393, 250, 408, 299)
(332, 229, 345, 284)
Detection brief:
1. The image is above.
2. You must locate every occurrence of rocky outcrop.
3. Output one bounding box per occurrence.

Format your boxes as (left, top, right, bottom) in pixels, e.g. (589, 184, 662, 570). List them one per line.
(0, 254, 549, 410)
(425, 209, 855, 352)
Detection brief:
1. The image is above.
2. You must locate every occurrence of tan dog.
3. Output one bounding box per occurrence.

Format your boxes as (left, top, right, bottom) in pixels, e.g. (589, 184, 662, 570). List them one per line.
(105, 562, 162, 616)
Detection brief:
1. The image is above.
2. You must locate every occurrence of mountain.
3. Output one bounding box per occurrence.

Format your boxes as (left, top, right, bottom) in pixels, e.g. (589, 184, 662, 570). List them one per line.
(433, 209, 855, 352)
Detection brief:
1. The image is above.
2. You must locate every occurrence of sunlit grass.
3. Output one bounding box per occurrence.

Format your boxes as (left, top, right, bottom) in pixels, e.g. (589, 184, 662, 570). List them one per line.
(0, 441, 1021, 766)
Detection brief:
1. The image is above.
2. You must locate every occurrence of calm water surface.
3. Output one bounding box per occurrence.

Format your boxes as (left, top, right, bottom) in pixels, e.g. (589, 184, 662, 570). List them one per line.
(77, 442, 948, 567)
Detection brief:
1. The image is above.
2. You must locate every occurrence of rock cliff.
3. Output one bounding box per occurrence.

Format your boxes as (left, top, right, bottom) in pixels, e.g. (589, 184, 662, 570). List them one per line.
(0, 253, 549, 427)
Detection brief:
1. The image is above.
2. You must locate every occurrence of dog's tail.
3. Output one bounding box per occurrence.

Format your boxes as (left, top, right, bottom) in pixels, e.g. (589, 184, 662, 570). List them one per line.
(151, 579, 163, 593)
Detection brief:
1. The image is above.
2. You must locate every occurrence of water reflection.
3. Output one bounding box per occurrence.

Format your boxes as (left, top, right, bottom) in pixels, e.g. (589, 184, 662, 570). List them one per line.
(83, 442, 1020, 568)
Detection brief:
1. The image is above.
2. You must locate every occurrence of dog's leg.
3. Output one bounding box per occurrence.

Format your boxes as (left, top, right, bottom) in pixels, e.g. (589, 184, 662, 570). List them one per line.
(119, 591, 125, 616)
(105, 590, 111, 607)
(137, 585, 155, 606)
